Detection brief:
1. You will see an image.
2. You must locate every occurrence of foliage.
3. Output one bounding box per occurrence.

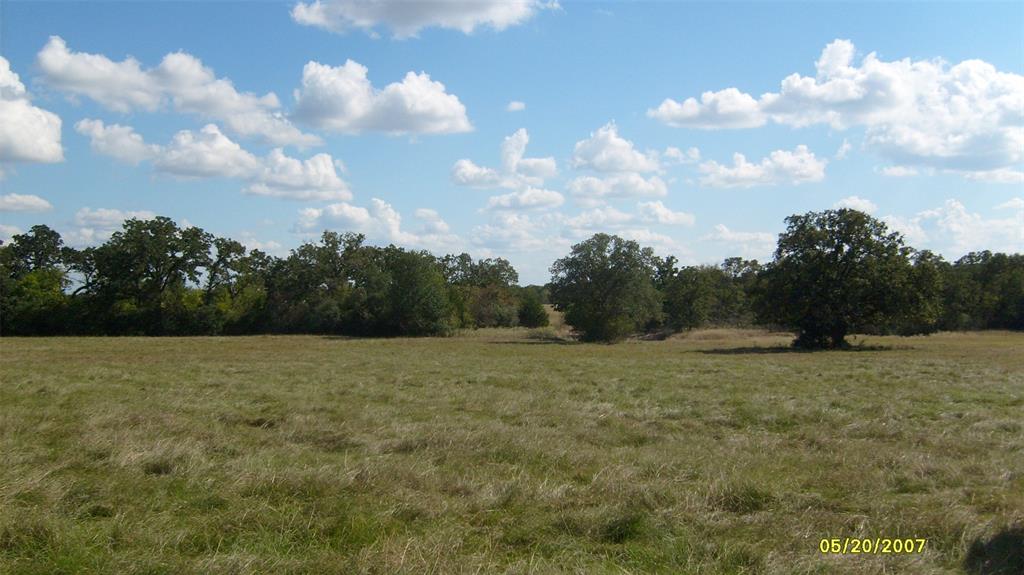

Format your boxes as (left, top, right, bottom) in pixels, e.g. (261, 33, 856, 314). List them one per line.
(753, 209, 941, 348)
(549, 233, 662, 342)
(517, 288, 549, 328)
(1, 211, 1021, 340)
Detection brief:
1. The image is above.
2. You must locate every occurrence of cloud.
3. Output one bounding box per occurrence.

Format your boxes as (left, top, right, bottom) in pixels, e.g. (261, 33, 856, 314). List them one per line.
(570, 122, 660, 173)
(637, 200, 695, 225)
(564, 206, 634, 230)
(0, 56, 63, 165)
(451, 159, 505, 188)
(835, 139, 852, 159)
(155, 124, 263, 179)
(79, 120, 351, 201)
(451, 128, 556, 190)
(833, 195, 878, 214)
(996, 197, 1024, 211)
(663, 146, 701, 165)
(485, 187, 564, 211)
(959, 168, 1024, 184)
(507, 100, 526, 112)
(66, 207, 158, 246)
(296, 198, 459, 251)
(648, 87, 766, 129)
(697, 145, 827, 188)
(879, 165, 919, 178)
(75, 206, 156, 228)
(75, 119, 159, 164)
(37, 37, 318, 147)
(567, 173, 668, 206)
(237, 232, 286, 256)
(881, 198, 1023, 254)
(704, 224, 774, 245)
(703, 223, 776, 259)
(0, 192, 52, 214)
(618, 228, 687, 254)
(290, 0, 552, 38)
(649, 39, 1024, 177)
(501, 128, 557, 182)
(0, 224, 21, 244)
(245, 148, 351, 201)
(414, 208, 451, 235)
(0, 193, 53, 213)
(471, 211, 570, 256)
(292, 59, 471, 135)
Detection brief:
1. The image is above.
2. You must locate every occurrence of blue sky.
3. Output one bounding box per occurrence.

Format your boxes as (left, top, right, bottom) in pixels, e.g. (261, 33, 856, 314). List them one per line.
(1, 1, 1022, 283)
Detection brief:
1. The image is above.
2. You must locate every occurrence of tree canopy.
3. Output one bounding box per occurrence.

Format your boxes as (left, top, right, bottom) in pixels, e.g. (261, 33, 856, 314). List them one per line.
(754, 209, 941, 348)
(2, 210, 1021, 344)
(549, 233, 662, 342)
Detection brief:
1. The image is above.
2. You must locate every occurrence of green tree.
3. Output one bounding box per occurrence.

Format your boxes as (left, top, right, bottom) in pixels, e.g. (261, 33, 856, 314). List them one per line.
(517, 288, 549, 328)
(663, 266, 717, 330)
(2, 225, 65, 278)
(1, 226, 70, 335)
(382, 248, 452, 336)
(755, 209, 939, 349)
(85, 217, 213, 334)
(549, 233, 662, 342)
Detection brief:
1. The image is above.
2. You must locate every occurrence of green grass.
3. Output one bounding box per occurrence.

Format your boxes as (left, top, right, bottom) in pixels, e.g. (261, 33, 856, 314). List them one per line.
(1, 328, 1022, 574)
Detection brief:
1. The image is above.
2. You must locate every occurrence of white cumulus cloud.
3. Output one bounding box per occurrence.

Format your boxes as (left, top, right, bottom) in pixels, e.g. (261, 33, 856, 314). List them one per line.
(291, 0, 552, 38)
(648, 87, 766, 129)
(637, 200, 695, 225)
(506, 100, 526, 112)
(485, 187, 564, 211)
(649, 39, 1024, 178)
(296, 198, 459, 251)
(75, 119, 159, 164)
(698, 145, 827, 188)
(564, 206, 634, 230)
(568, 173, 668, 206)
(879, 165, 919, 178)
(833, 195, 878, 214)
(0, 193, 53, 212)
(571, 122, 660, 173)
(452, 128, 556, 190)
(0, 56, 63, 166)
(881, 199, 1023, 254)
(292, 59, 471, 135)
(37, 37, 318, 147)
(66, 207, 159, 246)
(78, 120, 350, 201)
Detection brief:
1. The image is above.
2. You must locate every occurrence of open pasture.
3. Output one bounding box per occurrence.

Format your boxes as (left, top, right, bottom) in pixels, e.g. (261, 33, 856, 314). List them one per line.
(1, 330, 1022, 574)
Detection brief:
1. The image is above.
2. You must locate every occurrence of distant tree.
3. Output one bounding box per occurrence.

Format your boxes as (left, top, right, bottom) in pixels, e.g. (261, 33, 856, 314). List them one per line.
(755, 209, 939, 348)
(469, 285, 519, 327)
(549, 233, 662, 342)
(1, 226, 70, 335)
(3, 225, 65, 277)
(517, 288, 549, 328)
(938, 251, 1024, 331)
(84, 217, 213, 334)
(383, 248, 452, 336)
(663, 266, 717, 330)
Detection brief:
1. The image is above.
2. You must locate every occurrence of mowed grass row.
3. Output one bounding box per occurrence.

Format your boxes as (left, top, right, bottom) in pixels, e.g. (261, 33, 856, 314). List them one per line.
(1, 330, 1022, 574)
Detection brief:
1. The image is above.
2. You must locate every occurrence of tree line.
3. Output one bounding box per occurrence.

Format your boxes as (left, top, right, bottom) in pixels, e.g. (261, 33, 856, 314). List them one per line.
(0, 217, 548, 337)
(549, 210, 1023, 347)
(1, 209, 1021, 347)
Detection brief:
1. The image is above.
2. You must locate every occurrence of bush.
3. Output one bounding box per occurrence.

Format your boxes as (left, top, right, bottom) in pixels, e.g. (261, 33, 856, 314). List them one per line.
(517, 289, 549, 328)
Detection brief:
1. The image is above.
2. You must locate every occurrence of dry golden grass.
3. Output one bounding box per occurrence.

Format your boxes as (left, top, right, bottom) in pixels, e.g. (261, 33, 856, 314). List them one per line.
(1, 330, 1021, 574)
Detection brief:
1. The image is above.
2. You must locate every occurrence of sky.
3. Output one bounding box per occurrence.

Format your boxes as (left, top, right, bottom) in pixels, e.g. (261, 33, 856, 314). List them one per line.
(1, 0, 1022, 284)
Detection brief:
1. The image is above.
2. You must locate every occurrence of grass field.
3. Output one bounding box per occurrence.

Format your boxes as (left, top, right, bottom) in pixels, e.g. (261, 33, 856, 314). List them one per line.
(1, 327, 1022, 574)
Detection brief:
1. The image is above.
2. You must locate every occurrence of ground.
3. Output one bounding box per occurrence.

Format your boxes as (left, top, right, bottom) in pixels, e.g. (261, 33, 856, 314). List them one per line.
(1, 327, 1022, 574)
